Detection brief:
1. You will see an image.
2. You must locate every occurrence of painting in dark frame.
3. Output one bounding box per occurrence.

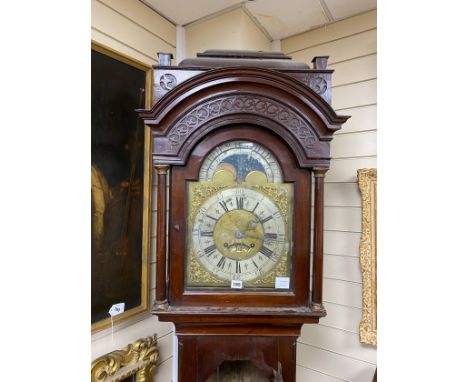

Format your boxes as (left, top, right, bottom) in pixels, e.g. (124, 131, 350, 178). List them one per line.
(91, 44, 151, 330)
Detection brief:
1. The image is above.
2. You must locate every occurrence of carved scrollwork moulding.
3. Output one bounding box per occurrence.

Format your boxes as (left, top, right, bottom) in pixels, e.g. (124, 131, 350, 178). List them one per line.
(358, 168, 377, 346)
(91, 334, 159, 382)
(166, 94, 318, 154)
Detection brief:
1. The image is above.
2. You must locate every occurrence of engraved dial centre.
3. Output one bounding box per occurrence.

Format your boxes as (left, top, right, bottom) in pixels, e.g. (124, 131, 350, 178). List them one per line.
(214, 209, 264, 261)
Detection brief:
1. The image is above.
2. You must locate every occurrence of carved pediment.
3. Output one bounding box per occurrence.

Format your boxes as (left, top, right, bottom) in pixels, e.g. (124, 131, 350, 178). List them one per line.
(138, 67, 349, 168)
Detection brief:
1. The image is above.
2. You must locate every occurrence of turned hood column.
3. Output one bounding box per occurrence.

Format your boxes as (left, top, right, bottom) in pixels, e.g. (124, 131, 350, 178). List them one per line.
(312, 167, 328, 311)
(153, 164, 169, 310)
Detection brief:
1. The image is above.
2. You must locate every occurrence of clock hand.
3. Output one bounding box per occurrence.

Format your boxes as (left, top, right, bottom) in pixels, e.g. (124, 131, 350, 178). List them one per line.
(241, 233, 264, 242)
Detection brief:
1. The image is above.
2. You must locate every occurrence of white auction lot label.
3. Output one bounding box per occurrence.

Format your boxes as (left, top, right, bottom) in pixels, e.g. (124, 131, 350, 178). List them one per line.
(231, 279, 243, 289)
(275, 277, 290, 289)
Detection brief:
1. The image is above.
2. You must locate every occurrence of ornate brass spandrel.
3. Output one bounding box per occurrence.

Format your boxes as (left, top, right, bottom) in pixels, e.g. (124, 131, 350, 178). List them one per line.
(358, 168, 377, 346)
(91, 334, 159, 382)
(251, 251, 290, 286)
(187, 252, 226, 285)
(188, 183, 232, 222)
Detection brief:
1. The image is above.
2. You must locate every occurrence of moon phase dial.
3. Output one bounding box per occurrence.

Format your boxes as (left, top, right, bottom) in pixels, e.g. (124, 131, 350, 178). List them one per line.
(199, 140, 283, 183)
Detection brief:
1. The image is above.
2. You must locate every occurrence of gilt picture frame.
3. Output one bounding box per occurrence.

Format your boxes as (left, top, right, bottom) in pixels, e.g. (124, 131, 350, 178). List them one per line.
(91, 334, 159, 382)
(91, 41, 153, 333)
(358, 168, 377, 346)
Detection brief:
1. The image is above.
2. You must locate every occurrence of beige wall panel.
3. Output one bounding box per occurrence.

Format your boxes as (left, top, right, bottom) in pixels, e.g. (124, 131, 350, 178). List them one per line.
(91, 28, 157, 65)
(282, 10, 376, 54)
(324, 230, 361, 257)
(150, 260, 156, 289)
(323, 278, 362, 308)
(324, 206, 362, 232)
(91, 316, 173, 359)
(296, 343, 376, 382)
(327, 156, 377, 183)
(98, 0, 176, 46)
(240, 10, 271, 51)
(321, 302, 362, 334)
(311, 206, 361, 232)
(154, 356, 173, 382)
(185, 8, 270, 58)
(330, 53, 377, 86)
(331, 130, 377, 159)
(324, 254, 361, 283)
(185, 9, 242, 59)
(332, 79, 377, 110)
(312, 182, 361, 207)
(151, 210, 157, 237)
(156, 332, 174, 365)
(335, 104, 377, 135)
(289, 29, 376, 66)
(324, 183, 361, 207)
(300, 325, 376, 364)
(152, 186, 158, 210)
(151, 237, 157, 263)
(92, 0, 175, 62)
(296, 365, 343, 382)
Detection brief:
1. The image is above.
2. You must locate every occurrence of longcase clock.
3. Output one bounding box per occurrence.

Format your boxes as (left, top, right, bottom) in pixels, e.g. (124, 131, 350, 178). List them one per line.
(138, 50, 350, 382)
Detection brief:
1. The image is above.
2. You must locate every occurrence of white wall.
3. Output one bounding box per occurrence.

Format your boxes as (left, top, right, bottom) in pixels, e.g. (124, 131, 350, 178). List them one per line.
(91, 1, 176, 380)
(282, 10, 377, 382)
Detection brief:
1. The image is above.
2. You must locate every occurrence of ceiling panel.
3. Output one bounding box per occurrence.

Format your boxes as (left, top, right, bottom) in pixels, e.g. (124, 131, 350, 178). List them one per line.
(324, 0, 376, 21)
(142, 0, 243, 26)
(245, 0, 328, 40)
(141, 0, 377, 40)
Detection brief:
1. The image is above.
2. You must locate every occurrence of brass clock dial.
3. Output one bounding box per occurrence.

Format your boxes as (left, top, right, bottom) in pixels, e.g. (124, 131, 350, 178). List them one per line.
(191, 187, 288, 283)
(186, 140, 293, 289)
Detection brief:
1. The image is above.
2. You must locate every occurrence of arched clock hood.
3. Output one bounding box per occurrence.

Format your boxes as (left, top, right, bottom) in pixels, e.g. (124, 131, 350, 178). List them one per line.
(138, 51, 349, 168)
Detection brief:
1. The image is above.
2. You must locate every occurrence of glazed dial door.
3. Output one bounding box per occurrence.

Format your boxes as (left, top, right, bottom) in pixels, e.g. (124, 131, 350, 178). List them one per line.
(186, 141, 293, 289)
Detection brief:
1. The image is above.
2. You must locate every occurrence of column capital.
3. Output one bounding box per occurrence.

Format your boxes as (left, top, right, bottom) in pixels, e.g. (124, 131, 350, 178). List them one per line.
(313, 167, 328, 178)
(152, 300, 169, 312)
(154, 164, 169, 174)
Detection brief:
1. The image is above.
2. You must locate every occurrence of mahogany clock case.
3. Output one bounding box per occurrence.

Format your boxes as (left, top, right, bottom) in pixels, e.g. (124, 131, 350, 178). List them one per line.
(137, 50, 350, 381)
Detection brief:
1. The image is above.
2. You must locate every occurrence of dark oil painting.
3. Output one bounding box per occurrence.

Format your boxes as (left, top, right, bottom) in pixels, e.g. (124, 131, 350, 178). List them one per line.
(91, 49, 146, 324)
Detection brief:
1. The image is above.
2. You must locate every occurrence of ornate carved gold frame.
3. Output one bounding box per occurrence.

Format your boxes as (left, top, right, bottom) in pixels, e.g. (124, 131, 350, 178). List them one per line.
(358, 168, 377, 346)
(91, 334, 159, 382)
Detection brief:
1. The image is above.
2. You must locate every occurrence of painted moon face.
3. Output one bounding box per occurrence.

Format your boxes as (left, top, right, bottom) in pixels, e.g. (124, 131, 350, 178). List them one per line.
(199, 141, 283, 183)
